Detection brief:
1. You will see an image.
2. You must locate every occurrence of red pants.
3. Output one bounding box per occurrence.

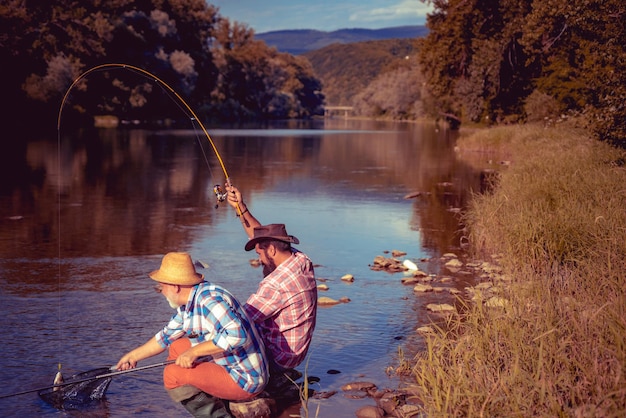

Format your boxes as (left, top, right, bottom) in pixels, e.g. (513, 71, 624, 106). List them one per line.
(163, 338, 254, 401)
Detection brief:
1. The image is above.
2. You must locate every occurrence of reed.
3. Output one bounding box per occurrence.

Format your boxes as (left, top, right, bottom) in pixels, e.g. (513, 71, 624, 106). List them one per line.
(408, 124, 626, 417)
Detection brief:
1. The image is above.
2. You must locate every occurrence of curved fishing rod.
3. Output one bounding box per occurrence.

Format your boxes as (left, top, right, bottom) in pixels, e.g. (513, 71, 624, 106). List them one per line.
(57, 63, 242, 213)
(0, 360, 175, 399)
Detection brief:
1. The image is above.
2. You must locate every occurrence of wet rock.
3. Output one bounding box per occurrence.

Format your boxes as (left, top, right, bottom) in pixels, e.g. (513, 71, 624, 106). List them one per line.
(312, 390, 337, 399)
(317, 284, 329, 291)
(370, 256, 406, 273)
(249, 259, 261, 267)
(341, 382, 377, 392)
(341, 274, 355, 282)
(317, 296, 351, 306)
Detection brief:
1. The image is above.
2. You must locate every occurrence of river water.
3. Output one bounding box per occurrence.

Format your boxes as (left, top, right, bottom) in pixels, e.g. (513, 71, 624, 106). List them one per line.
(0, 118, 483, 417)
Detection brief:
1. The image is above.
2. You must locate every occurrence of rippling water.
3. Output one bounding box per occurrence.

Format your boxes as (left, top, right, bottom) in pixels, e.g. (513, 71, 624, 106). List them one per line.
(0, 119, 481, 416)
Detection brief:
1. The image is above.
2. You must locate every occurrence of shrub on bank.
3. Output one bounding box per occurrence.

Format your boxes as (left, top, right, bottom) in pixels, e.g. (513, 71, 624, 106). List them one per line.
(409, 124, 626, 416)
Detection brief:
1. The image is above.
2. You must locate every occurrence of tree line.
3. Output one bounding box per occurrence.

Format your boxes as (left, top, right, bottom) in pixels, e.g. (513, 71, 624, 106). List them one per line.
(417, 0, 625, 146)
(0, 0, 324, 130)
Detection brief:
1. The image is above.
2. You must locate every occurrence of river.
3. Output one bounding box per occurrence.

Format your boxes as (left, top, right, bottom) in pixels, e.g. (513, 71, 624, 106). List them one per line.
(0, 118, 483, 417)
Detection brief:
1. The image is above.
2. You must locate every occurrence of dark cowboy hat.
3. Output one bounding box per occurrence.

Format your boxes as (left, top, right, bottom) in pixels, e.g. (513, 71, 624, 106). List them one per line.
(244, 223, 300, 251)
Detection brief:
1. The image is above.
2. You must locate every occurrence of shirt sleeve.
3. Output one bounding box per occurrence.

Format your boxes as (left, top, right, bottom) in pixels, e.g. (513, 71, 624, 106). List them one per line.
(244, 279, 283, 322)
(155, 310, 186, 348)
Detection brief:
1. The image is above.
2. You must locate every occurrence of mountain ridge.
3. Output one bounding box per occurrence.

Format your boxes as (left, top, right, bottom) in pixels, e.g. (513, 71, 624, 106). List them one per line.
(256, 25, 427, 55)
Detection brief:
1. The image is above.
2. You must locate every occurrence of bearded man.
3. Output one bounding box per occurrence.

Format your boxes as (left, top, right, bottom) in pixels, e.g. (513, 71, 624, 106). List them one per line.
(226, 186, 318, 374)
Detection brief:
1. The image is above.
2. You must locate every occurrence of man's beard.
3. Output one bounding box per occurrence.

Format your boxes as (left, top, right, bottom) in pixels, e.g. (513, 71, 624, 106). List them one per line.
(262, 254, 278, 277)
(165, 295, 179, 309)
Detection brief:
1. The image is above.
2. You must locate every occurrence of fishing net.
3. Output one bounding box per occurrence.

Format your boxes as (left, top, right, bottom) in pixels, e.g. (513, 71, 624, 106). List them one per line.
(38, 367, 113, 410)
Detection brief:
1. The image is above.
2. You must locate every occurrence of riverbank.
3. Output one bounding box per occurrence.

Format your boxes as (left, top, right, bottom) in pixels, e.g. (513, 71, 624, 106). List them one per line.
(406, 123, 626, 416)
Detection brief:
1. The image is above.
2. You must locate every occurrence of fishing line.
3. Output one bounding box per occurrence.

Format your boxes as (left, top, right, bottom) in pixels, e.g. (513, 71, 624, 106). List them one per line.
(57, 63, 234, 191)
(52, 63, 245, 384)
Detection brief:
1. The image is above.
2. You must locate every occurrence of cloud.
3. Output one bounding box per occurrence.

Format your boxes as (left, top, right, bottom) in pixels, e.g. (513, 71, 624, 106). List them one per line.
(349, 0, 432, 24)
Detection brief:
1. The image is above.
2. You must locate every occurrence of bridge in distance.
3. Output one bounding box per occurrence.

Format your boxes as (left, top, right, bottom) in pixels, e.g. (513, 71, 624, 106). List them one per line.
(323, 106, 353, 119)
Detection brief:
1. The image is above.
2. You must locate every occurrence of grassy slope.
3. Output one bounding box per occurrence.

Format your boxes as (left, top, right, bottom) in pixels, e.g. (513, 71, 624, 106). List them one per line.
(408, 124, 626, 416)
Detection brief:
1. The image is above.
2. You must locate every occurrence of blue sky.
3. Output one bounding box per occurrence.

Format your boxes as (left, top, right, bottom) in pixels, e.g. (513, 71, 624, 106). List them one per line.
(210, 0, 434, 34)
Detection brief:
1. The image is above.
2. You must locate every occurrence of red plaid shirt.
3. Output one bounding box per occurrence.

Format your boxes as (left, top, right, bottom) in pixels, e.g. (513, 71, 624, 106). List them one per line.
(244, 250, 317, 369)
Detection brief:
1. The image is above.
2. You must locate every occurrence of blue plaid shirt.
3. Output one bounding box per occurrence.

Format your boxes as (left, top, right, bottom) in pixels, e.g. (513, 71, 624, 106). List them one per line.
(155, 282, 268, 393)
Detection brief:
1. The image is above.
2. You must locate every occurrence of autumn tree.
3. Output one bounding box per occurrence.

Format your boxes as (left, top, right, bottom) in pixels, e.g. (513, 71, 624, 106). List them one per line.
(0, 0, 323, 130)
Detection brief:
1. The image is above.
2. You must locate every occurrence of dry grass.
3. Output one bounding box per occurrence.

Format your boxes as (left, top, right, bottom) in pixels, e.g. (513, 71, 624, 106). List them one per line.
(407, 124, 626, 417)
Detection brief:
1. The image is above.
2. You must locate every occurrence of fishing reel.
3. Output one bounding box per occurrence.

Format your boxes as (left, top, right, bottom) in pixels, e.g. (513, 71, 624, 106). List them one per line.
(213, 184, 228, 209)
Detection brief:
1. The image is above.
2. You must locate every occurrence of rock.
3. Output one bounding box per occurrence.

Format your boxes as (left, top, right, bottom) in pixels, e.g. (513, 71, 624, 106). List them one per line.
(401, 277, 421, 285)
(249, 259, 261, 267)
(403, 191, 422, 199)
(355, 405, 384, 418)
(416, 326, 435, 335)
(413, 284, 433, 293)
(391, 250, 407, 257)
(445, 258, 463, 268)
(317, 296, 340, 306)
(317, 296, 350, 306)
(395, 403, 424, 417)
(426, 303, 456, 313)
(377, 391, 406, 416)
(312, 390, 337, 399)
(317, 284, 329, 291)
(341, 381, 377, 392)
(341, 274, 355, 282)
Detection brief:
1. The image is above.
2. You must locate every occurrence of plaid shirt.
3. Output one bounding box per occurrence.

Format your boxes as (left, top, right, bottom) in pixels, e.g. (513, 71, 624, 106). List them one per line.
(155, 282, 268, 393)
(244, 250, 317, 369)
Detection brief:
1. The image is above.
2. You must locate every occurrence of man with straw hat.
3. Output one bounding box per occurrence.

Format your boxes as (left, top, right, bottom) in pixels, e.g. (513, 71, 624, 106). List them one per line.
(115, 252, 270, 418)
(225, 186, 317, 380)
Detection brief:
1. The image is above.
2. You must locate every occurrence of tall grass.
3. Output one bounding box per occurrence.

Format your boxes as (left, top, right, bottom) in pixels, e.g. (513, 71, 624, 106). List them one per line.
(408, 124, 626, 417)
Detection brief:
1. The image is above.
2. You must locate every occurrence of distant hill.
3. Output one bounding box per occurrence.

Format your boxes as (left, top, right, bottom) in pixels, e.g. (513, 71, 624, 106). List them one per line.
(303, 38, 419, 106)
(256, 26, 427, 55)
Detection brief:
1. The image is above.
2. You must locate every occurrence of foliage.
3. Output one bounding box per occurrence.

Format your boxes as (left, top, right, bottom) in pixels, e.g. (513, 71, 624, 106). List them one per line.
(418, 0, 626, 145)
(352, 56, 427, 119)
(304, 38, 418, 114)
(0, 0, 324, 129)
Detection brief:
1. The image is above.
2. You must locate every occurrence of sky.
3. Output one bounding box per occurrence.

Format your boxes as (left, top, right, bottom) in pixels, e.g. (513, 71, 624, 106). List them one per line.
(210, 0, 434, 34)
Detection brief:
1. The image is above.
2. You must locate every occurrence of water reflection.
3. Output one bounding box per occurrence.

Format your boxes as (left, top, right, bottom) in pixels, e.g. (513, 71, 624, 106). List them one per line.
(0, 119, 483, 417)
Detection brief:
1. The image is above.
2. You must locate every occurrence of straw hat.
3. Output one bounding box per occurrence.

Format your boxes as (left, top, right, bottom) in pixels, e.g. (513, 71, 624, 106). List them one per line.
(149, 252, 204, 285)
(245, 223, 300, 251)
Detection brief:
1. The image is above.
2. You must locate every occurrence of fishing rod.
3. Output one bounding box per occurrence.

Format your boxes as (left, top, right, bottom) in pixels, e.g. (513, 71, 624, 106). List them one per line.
(57, 63, 243, 214)
(0, 360, 175, 399)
